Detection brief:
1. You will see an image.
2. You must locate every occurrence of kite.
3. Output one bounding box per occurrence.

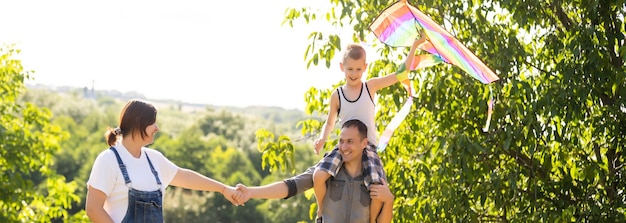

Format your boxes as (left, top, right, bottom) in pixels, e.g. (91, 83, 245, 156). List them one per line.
(377, 95, 414, 152)
(369, 0, 499, 84)
(369, 0, 499, 152)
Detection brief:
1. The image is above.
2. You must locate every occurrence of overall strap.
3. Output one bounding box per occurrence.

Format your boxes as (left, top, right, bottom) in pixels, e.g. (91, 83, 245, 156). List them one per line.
(145, 152, 163, 188)
(109, 147, 131, 185)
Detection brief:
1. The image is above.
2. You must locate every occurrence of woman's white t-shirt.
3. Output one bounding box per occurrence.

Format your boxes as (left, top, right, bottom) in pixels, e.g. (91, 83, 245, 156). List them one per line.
(87, 142, 179, 223)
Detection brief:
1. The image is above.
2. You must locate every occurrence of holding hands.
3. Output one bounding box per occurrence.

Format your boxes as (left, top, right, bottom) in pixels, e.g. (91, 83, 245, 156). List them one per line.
(221, 183, 252, 206)
(234, 183, 252, 204)
(221, 185, 243, 206)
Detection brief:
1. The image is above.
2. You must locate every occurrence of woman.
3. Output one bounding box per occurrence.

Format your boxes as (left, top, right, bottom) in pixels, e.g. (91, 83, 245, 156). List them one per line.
(86, 99, 240, 223)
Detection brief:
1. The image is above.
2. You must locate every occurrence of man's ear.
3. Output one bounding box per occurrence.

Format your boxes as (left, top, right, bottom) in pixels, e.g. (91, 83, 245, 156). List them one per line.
(361, 138, 368, 148)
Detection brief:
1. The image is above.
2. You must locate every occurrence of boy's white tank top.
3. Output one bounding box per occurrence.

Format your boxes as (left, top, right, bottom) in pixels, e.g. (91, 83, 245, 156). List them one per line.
(337, 82, 378, 145)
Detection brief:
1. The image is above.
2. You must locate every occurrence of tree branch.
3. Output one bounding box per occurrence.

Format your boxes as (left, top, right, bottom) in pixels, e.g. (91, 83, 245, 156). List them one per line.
(519, 187, 559, 208)
(523, 59, 553, 76)
(594, 142, 617, 201)
(598, 92, 615, 107)
(601, 3, 624, 68)
(505, 149, 547, 179)
(505, 148, 577, 207)
(477, 214, 509, 223)
(550, 0, 573, 30)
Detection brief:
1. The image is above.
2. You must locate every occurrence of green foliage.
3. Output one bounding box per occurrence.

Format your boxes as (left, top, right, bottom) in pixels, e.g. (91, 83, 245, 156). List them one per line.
(283, 0, 626, 222)
(252, 164, 319, 223)
(256, 129, 296, 174)
(21, 82, 318, 221)
(0, 44, 81, 222)
(197, 110, 246, 140)
(163, 187, 264, 223)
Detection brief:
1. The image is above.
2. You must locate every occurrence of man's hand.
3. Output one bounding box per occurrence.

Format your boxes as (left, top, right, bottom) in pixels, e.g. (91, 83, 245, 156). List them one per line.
(369, 179, 394, 203)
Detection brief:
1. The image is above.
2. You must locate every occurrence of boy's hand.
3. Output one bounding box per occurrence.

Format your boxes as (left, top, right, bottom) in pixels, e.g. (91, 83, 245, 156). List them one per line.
(413, 29, 429, 50)
(418, 28, 428, 41)
(401, 79, 412, 96)
(313, 138, 325, 155)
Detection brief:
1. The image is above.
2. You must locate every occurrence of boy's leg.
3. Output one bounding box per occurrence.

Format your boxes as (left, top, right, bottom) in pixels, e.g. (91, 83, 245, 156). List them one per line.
(313, 169, 331, 216)
(363, 143, 386, 188)
(313, 146, 343, 218)
(363, 143, 387, 222)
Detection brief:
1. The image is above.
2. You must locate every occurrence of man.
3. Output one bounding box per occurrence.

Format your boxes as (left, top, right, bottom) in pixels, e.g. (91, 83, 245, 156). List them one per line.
(235, 119, 394, 223)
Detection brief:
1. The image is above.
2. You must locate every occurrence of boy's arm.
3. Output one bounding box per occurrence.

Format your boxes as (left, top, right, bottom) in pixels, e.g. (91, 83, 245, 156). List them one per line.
(314, 90, 340, 154)
(366, 36, 426, 93)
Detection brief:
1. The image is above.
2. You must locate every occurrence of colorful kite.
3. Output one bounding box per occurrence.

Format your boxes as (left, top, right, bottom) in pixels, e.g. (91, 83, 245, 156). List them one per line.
(377, 96, 414, 152)
(369, 0, 499, 152)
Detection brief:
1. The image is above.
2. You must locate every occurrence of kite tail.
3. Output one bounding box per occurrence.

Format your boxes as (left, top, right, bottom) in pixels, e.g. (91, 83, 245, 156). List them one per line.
(482, 86, 494, 132)
(377, 96, 414, 153)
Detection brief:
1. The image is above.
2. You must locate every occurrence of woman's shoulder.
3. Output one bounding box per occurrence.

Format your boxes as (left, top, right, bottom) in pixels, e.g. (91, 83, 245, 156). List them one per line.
(91, 147, 117, 167)
(96, 147, 116, 158)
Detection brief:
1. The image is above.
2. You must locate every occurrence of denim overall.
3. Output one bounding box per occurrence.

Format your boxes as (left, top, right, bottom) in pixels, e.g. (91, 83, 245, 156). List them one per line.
(110, 147, 164, 223)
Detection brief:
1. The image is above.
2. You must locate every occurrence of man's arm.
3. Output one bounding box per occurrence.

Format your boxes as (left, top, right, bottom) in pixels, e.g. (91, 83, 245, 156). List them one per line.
(376, 199, 394, 223)
(236, 181, 289, 201)
(235, 166, 315, 204)
(370, 179, 395, 223)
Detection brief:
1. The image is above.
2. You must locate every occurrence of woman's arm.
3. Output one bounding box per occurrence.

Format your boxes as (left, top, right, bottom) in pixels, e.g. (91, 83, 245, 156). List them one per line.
(85, 186, 114, 223)
(170, 168, 241, 205)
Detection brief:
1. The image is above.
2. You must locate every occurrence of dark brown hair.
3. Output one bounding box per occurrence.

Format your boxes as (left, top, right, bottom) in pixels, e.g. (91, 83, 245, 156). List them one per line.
(342, 43, 366, 63)
(105, 99, 157, 146)
(342, 119, 368, 140)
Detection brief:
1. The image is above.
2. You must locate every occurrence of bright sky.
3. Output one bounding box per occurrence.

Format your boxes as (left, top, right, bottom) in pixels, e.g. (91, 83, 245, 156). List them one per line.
(0, 0, 356, 110)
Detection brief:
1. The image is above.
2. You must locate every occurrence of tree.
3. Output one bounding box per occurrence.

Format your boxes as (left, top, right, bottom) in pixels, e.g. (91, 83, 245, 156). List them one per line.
(0, 45, 81, 222)
(278, 0, 625, 222)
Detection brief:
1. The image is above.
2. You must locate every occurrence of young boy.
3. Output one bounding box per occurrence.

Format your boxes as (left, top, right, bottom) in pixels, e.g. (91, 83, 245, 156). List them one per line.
(312, 35, 426, 222)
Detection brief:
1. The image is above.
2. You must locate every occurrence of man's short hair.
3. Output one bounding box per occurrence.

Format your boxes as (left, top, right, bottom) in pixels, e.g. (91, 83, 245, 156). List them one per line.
(342, 119, 368, 140)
